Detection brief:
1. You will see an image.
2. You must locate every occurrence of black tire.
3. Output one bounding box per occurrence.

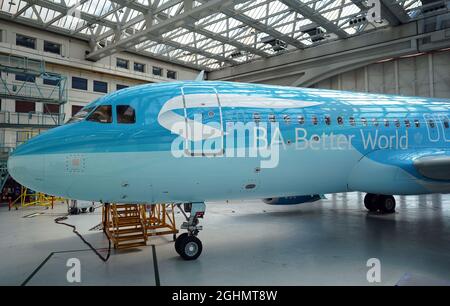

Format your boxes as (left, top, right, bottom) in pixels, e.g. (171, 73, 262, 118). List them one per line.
(89, 207, 95, 213)
(379, 195, 396, 214)
(174, 233, 189, 255)
(179, 236, 202, 261)
(364, 193, 378, 212)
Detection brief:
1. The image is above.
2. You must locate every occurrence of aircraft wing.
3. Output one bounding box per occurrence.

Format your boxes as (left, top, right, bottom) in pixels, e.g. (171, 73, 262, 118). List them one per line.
(349, 148, 450, 195)
(413, 153, 450, 181)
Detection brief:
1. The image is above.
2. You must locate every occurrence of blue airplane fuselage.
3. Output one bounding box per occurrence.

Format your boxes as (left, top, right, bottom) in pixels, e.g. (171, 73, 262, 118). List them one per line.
(7, 81, 450, 204)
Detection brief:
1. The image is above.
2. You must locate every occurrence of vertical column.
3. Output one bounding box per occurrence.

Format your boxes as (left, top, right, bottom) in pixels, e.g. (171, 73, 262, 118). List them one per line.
(364, 66, 369, 92)
(428, 53, 434, 98)
(394, 59, 399, 94)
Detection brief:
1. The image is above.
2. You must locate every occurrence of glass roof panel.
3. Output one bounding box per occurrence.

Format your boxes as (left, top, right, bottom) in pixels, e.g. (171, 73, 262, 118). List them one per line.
(0, 0, 427, 70)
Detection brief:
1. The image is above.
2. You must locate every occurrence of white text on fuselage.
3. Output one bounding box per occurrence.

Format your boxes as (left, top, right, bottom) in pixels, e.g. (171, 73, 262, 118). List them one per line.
(170, 121, 409, 168)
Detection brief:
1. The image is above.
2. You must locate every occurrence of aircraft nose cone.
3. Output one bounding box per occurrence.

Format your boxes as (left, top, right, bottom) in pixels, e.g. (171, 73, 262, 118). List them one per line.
(7, 153, 45, 192)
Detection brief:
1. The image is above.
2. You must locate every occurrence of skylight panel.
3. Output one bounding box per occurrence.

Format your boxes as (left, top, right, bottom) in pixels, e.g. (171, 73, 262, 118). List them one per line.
(275, 23, 294, 35)
(171, 32, 196, 45)
(22, 6, 38, 20)
(322, 8, 340, 21)
(3, 0, 24, 15)
(196, 12, 227, 26)
(268, 1, 290, 15)
(136, 0, 150, 5)
(162, 1, 183, 17)
(203, 20, 228, 33)
(35, 6, 59, 23)
(340, 2, 360, 19)
(235, 0, 266, 11)
(243, 4, 267, 20)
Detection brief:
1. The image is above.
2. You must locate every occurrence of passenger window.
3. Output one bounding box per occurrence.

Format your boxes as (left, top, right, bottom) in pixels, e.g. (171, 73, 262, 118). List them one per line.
(404, 119, 411, 128)
(372, 118, 379, 127)
(269, 114, 276, 122)
(298, 116, 305, 125)
(117, 105, 136, 124)
(283, 114, 291, 124)
(312, 116, 318, 125)
(361, 117, 367, 126)
(87, 105, 112, 123)
(428, 119, 435, 128)
(325, 116, 331, 125)
(337, 116, 344, 125)
(384, 119, 389, 127)
(414, 119, 420, 128)
(349, 117, 355, 126)
(394, 119, 400, 128)
(253, 113, 261, 123)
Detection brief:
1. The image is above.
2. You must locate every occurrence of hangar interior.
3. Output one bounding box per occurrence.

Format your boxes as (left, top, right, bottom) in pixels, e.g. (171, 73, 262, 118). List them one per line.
(0, 0, 450, 286)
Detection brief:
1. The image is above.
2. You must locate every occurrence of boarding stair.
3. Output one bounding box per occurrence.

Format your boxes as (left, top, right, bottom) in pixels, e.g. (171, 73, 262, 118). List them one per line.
(105, 204, 147, 249)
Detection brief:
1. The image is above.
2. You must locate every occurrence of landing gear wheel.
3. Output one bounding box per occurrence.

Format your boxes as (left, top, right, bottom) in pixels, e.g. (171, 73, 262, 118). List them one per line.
(379, 195, 396, 214)
(179, 235, 203, 261)
(89, 206, 95, 213)
(175, 233, 189, 255)
(364, 193, 378, 212)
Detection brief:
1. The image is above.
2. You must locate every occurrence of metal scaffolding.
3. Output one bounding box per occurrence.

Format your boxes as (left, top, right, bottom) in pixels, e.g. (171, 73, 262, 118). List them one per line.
(0, 54, 67, 196)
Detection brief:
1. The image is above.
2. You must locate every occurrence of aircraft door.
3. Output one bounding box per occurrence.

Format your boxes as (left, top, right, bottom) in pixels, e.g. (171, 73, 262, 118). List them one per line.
(182, 86, 224, 156)
(424, 114, 440, 143)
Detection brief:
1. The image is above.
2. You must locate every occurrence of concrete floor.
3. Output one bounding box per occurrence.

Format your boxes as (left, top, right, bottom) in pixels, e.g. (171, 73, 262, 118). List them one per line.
(1, 192, 450, 286)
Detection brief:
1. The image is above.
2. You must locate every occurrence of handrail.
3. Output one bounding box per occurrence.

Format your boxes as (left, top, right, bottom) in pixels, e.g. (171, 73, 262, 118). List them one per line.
(0, 111, 65, 126)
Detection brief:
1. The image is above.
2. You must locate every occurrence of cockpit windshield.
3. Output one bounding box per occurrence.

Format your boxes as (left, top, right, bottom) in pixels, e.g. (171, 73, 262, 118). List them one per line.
(87, 105, 112, 123)
(66, 106, 95, 124)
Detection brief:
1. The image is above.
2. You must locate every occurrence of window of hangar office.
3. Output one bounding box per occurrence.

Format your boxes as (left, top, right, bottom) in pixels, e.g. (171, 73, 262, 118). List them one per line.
(15, 100, 35, 113)
(71, 105, 83, 117)
(43, 103, 60, 114)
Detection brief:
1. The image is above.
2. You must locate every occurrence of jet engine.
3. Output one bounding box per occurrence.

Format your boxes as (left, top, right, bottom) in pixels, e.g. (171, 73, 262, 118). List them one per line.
(262, 195, 324, 205)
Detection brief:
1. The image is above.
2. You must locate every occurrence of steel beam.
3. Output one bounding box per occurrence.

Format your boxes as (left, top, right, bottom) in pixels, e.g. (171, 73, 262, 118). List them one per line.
(280, 0, 349, 38)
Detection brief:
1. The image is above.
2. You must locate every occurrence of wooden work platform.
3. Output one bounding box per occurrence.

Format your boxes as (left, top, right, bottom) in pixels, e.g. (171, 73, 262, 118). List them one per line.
(102, 203, 178, 249)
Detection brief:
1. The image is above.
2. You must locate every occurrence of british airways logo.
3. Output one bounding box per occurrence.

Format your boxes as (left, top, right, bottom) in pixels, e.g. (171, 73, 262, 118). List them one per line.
(157, 93, 323, 141)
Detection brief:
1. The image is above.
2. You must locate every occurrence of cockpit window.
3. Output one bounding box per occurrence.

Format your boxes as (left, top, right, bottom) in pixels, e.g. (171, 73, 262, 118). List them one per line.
(66, 106, 95, 124)
(117, 105, 136, 124)
(87, 105, 112, 123)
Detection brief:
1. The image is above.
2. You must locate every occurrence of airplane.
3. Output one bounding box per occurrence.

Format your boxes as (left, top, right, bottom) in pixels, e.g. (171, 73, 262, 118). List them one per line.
(7, 80, 450, 260)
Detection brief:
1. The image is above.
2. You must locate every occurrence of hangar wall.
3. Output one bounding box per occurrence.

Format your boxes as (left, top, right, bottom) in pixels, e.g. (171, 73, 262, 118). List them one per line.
(0, 20, 199, 150)
(311, 50, 450, 99)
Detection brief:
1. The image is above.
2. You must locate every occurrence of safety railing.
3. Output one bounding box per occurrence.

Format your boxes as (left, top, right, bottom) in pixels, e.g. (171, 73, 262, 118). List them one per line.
(0, 111, 65, 126)
(0, 80, 67, 104)
(0, 54, 44, 73)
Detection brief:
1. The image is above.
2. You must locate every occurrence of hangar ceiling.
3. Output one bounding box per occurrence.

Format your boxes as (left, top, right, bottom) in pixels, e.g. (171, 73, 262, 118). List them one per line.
(0, 0, 445, 70)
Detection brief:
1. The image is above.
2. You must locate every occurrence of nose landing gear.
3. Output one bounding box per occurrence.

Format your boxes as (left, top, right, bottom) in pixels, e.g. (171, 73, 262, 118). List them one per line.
(364, 193, 396, 214)
(175, 202, 205, 260)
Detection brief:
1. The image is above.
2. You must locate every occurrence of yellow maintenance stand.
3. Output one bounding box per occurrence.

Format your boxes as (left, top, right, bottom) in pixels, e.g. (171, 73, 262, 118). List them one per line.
(9, 186, 63, 210)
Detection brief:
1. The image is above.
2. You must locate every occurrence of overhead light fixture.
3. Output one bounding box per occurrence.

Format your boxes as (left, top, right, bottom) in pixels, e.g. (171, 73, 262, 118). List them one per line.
(349, 15, 367, 26)
(260, 36, 287, 52)
(230, 50, 244, 58)
(300, 24, 326, 43)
